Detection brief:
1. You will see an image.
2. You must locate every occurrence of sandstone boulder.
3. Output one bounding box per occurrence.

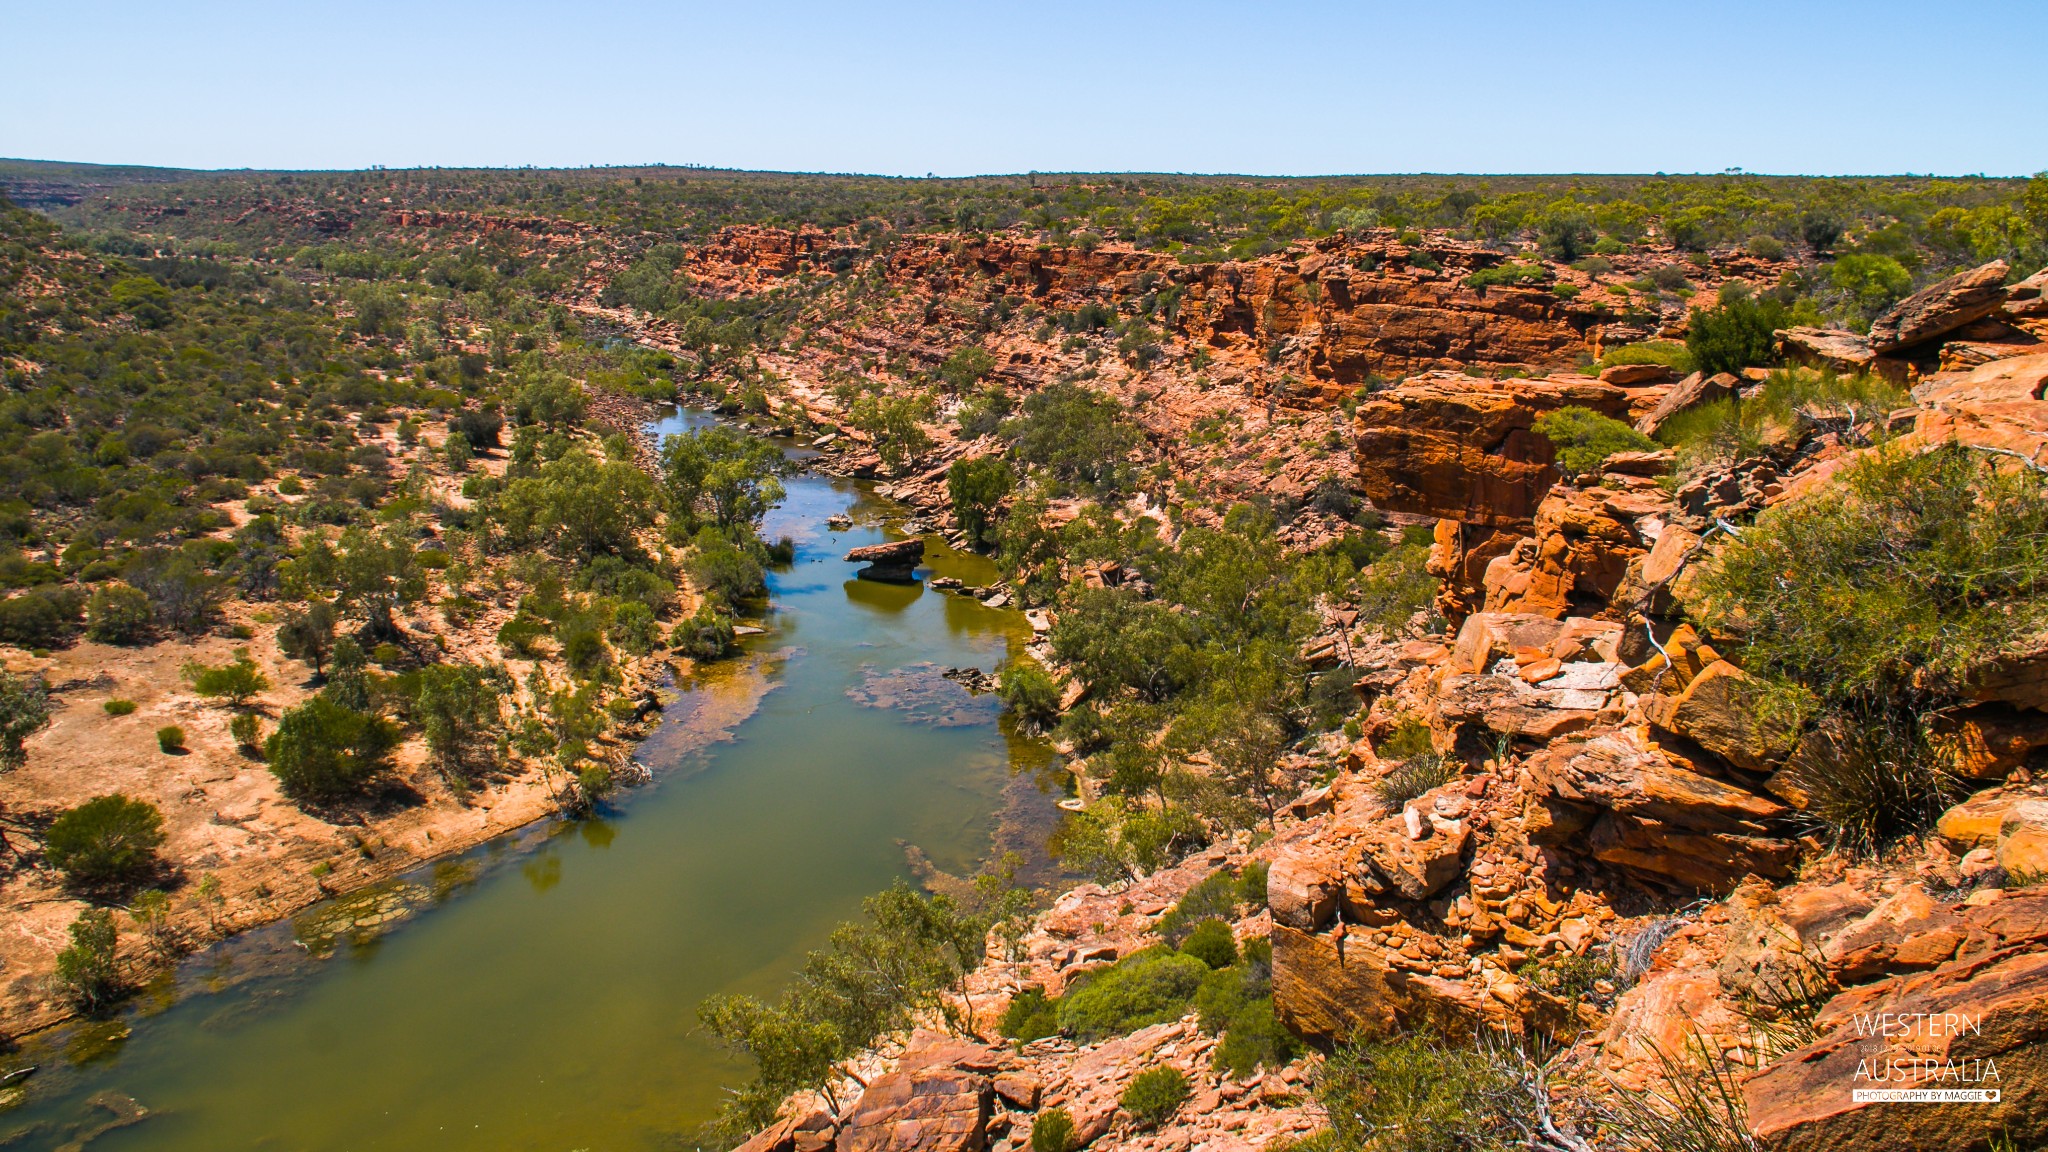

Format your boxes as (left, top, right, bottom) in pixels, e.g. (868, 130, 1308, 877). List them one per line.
(1648, 660, 1798, 774)
(1522, 732, 1797, 891)
(845, 538, 925, 583)
(1746, 894, 2048, 1152)
(1450, 611, 1569, 675)
(838, 1059, 994, 1152)
(1354, 376, 1633, 527)
(1635, 371, 1739, 437)
(1776, 327, 1909, 382)
(1868, 259, 2010, 353)
(1598, 363, 1676, 386)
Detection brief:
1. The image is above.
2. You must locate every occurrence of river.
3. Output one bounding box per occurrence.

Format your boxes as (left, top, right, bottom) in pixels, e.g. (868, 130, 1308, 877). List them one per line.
(0, 409, 1062, 1151)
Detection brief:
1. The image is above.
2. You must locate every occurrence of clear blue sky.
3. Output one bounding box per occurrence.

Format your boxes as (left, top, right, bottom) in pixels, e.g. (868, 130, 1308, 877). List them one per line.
(6, 0, 2043, 177)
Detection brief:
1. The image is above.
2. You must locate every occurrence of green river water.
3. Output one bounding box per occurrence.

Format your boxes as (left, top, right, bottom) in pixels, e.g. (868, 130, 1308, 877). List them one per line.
(1, 409, 1062, 1151)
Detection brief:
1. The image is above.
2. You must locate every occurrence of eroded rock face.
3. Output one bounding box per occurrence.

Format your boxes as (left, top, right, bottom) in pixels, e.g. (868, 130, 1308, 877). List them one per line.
(1354, 376, 1632, 528)
(1522, 732, 1797, 892)
(837, 1062, 993, 1152)
(1868, 259, 2011, 353)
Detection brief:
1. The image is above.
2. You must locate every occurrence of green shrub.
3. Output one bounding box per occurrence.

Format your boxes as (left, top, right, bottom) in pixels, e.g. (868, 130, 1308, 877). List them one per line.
(1056, 948, 1208, 1042)
(1156, 870, 1241, 946)
(1312, 1028, 1538, 1152)
(44, 794, 166, 887)
(1464, 261, 1547, 290)
(85, 583, 153, 644)
(156, 725, 185, 753)
(673, 604, 737, 661)
(1197, 948, 1300, 1078)
(1121, 1066, 1189, 1129)
(264, 696, 400, 801)
(103, 699, 137, 716)
(229, 711, 261, 749)
(184, 647, 270, 707)
(997, 657, 1062, 727)
(0, 585, 84, 647)
(1377, 715, 1435, 759)
(999, 985, 1061, 1045)
(1746, 235, 1787, 260)
(1597, 339, 1693, 374)
(1179, 918, 1238, 969)
(55, 908, 122, 1011)
(1686, 284, 1794, 377)
(947, 456, 1014, 550)
(1373, 752, 1456, 809)
(1532, 406, 1658, 478)
(1031, 1108, 1077, 1152)
(1237, 860, 1270, 909)
(1691, 445, 2042, 850)
(1655, 369, 1909, 469)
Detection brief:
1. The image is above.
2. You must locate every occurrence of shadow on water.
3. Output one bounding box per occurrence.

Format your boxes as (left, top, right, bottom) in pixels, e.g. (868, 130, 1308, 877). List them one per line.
(0, 406, 1067, 1152)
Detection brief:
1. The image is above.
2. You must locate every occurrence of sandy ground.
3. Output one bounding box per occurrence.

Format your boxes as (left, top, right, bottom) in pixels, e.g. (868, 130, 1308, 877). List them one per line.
(0, 599, 686, 1040)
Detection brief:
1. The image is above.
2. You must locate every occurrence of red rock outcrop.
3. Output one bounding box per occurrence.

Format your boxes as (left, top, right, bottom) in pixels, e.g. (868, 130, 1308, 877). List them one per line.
(1868, 259, 2012, 353)
(1354, 375, 1633, 527)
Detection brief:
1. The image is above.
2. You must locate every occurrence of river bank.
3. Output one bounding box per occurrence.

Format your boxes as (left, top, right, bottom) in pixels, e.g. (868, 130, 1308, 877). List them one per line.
(0, 410, 1062, 1151)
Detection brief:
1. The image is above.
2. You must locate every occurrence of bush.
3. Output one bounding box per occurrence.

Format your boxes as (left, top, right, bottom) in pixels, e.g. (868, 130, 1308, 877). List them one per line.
(673, 604, 737, 661)
(1312, 1028, 1538, 1152)
(1197, 944, 1300, 1076)
(229, 711, 261, 749)
(1031, 1108, 1077, 1152)
(85, 583, 153, 644)
(1056, 948, 1208, 1042)
(103, 699, 136, 716)
(0, 585, 83, 647)
(1179, 918, 1238, 969)
(44, 794, 166, 887)
(1746, 235, 1787, 260)
(1237, 860, 1269, 909)
(1690, 445, 2044, 849)
(1597, 339, 1693, 374)
(55, 908, 122, 1011)
(1655, 369, 1909, 469)
(1464, 261, 1547, 290)
(185, 647, 270, 707)
(265, 696, 400, 801)
(997, 658, 1062, 727)
(1121, 1066, 1189, 1129)
(0, 671, 51, 768)
(1374, 751, 1456, 809)
(1156, 869, 1242, 946)
(1686, 284, 1792, 377)
(947, 456, 1013, 550)
(1531, 406, 1658, 479)
(156, 725, 185, 753)
(999, 985, 1061, 1045)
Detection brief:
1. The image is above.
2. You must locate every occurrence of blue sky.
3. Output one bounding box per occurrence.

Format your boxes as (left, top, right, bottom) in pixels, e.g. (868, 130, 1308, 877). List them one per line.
(5, 1, 2043, 176)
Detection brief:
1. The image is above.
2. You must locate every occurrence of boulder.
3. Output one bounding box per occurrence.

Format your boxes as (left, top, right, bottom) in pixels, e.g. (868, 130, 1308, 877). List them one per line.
(1635, 371, 1739, 437)
(1356, 813, 1471, 902)
(1651, 660, 1799, 773)
(2006, 267, 2048, 318)
(1776, 327, 1909, 382)
(837, 1063, 993, 1152)
(1745, 894, 2048, 1152)
(845, 538, 925, 583)
(1868, 259, 2010, 353)
(1271, 924, 1505, 1043)
(1599, 363, 1676, 386)
(1268, 842, 1346, 931)
(1522, 732, 1798, 891)
(1354, 376, 1633, 528)
(1450, 611, 1569, 675)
